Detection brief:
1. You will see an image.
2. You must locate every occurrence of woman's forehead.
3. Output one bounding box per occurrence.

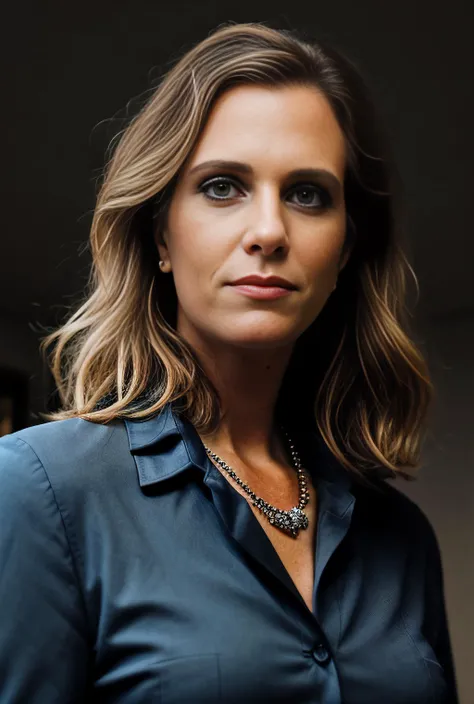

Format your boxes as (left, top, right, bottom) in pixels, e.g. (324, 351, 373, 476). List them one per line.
(185, 84, 346, 181)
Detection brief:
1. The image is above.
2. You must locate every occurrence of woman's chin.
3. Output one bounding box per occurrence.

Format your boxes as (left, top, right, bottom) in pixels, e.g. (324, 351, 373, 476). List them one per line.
(215, 327, 300, 350)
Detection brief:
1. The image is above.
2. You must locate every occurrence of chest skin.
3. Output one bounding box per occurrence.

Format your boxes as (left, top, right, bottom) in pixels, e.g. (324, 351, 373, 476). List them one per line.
(208, 456, 319, 614)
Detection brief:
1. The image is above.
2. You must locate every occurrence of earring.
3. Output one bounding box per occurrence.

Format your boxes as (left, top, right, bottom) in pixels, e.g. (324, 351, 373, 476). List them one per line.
(159, 259, 171, 274)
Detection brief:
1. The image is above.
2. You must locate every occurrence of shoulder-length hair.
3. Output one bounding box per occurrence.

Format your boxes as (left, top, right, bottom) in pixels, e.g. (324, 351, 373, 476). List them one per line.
(40, 21, 433, 481)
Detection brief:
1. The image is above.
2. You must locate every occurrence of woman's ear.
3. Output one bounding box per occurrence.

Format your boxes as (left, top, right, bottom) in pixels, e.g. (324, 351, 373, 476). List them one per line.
(155, 229, 167, 254)
(152, 179, 177, 271)
(153, 222, 169, 262)
(154, 227, 172, 273)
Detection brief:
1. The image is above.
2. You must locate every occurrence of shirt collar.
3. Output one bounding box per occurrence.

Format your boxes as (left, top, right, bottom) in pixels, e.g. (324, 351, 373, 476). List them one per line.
(124, 401, 209, 487)
(123, 401, 358, 502)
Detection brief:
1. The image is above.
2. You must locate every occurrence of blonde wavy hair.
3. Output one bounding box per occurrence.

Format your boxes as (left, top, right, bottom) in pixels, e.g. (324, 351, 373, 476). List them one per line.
(40, 21, 433, 481)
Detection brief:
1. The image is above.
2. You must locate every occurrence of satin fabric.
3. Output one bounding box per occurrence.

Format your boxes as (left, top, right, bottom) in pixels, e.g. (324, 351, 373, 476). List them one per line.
(0, 402, 459, 702)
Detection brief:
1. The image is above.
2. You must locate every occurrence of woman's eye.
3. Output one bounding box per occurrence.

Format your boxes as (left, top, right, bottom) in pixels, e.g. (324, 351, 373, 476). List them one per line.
(289, 185, 330, 209)
(198, 177, 331, 210)
(199, 177, 241, 201)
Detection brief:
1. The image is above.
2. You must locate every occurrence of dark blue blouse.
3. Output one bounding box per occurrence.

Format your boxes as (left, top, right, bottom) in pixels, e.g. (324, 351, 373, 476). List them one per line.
(0, 402, 459, 703)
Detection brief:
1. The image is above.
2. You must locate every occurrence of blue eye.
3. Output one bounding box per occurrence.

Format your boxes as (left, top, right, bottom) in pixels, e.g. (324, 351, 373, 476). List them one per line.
(197, 176, 332, 210)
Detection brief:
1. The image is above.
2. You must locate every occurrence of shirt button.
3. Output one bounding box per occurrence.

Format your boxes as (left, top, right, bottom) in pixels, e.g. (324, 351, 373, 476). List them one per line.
(312, 643, 331, 666)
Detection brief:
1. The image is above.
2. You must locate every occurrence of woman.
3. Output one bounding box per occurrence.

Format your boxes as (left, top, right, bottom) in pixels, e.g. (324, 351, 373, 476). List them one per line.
(0, 21, 459, 703)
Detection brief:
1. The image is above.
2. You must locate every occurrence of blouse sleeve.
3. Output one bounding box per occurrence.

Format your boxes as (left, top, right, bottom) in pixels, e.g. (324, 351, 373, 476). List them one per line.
(0, 435, 91, 703)
(422, 511, 459, 703)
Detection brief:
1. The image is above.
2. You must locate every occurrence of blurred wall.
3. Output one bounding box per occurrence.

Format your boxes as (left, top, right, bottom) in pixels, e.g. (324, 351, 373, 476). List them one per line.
(0, 310, 51, 427)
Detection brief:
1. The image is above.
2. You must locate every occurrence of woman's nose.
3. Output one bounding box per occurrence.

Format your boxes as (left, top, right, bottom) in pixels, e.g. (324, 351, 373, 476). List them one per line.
(242, 189, 289, 255)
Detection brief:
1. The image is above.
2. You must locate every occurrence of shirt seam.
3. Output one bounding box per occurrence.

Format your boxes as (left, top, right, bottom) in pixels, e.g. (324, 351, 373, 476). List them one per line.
(14, 436, 92, 646)
(399, 610, 437, 697)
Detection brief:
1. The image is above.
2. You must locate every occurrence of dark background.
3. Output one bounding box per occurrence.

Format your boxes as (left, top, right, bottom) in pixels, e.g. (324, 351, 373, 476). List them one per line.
(1, 2, 472, 700)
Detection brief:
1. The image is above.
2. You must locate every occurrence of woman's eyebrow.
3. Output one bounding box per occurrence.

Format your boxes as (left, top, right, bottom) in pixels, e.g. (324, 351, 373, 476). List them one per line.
(188, 160, 342, 191)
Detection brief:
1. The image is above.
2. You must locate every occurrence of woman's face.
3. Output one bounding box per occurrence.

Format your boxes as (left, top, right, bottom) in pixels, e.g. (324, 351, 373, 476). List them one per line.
(156, 83, 349, 351)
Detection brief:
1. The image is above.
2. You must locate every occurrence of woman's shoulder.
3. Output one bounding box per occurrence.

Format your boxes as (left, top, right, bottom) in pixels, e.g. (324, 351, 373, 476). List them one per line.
(0, 417, 133, 500)
(1, 415, 120, 447)
(354, 474, 441, 553)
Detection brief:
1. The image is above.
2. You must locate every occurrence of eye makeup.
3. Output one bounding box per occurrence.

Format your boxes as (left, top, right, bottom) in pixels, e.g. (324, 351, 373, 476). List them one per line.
(196, 174, 334, 211)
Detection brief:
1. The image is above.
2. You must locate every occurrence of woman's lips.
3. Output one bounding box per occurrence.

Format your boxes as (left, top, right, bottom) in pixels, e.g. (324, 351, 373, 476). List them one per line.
(229, 284, 293, 300)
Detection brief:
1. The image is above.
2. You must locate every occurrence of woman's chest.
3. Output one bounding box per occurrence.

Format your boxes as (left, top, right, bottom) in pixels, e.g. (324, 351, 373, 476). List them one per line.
(246, 481, 318, 613)
(81, 477, 449, 704)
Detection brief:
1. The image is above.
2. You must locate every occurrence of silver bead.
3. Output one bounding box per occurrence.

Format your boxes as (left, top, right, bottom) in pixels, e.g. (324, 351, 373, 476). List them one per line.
(203, 426, 309, 538)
